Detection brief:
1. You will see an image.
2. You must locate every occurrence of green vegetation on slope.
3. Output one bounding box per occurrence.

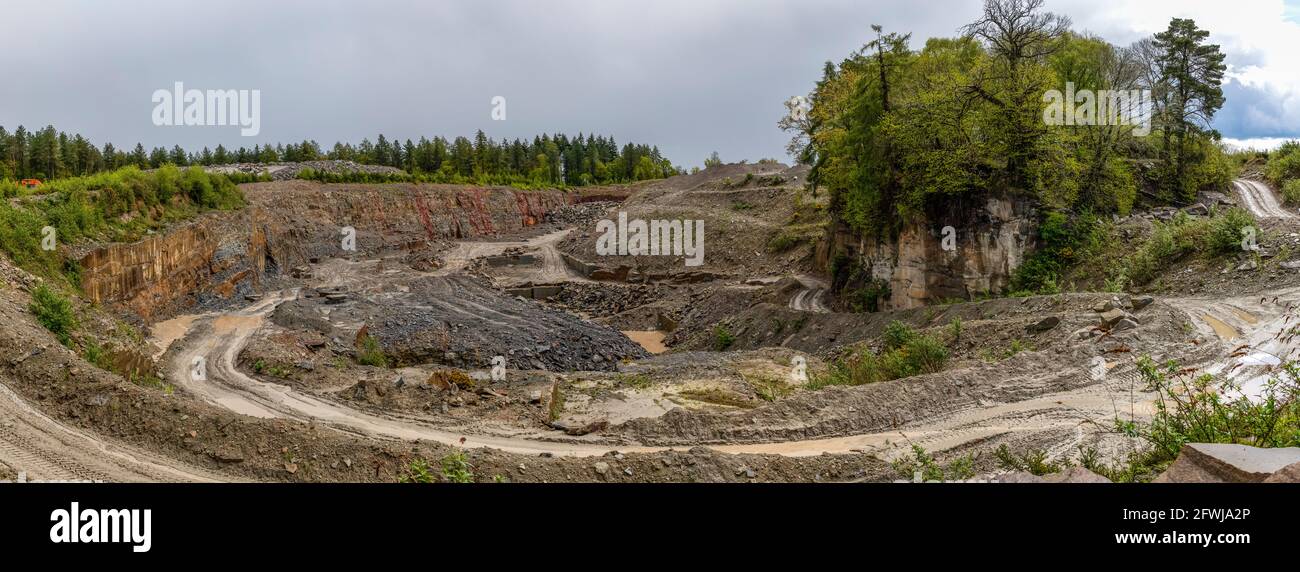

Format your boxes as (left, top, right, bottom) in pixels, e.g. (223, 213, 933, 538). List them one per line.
(1265, 140, 1300, 204)
(28, 283, 77, 346)
(0, 165, 245, 280)
(810, 320, 950, 388)
(785, 2, 1234, 298)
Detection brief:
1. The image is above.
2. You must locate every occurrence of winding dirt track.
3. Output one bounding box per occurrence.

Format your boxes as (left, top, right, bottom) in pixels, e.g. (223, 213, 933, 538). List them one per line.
(167, 286, 1165, 462)
(0, 380, 229, 483)
(15, 190, 1296, 479)
(1168, 288, 1300, 399)
(1233, 179, 1295, 219)
(155, 233, 1154, 463)
(788, 275, 831, 313)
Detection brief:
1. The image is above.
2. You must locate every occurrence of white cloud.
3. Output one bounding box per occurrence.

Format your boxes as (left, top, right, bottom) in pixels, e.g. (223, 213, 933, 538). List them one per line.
(1222, 137, 1295, 151)
(1054, 0, 1300, 138)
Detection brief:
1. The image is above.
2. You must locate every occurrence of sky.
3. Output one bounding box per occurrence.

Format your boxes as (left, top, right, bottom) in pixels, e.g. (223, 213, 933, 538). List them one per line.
(1, 0, 1298, 167)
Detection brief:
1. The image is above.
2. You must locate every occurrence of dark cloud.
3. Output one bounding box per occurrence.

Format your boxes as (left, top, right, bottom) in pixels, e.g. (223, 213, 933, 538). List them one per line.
(0, 0, 982, 167)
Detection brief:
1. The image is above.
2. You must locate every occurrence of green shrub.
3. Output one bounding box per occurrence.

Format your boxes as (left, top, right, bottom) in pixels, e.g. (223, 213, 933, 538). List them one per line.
(1206, 207, 1256, 254)
(881, 320, 918, 351)
(995, 444, 1066, 475)
(1265, 141, 1300, 186)
(81, 339, 110, 369)
(847, 278, 890, 313)
(1283, 180, 1300, 206)
(712, 324, 736, 351)
(29, 284, 77, 346)
(0, 166, 246, 282)
(1104, 356, 1300, 481)
(1011, 211, 1103, 294)
(440, 451, 474, 483)
(1120, 207, 1256, 285)
(356, 335, 388, 367)
(399, 458, 436, 483)
(892, 445, 976, 481)
(766, 230, 801, 252)
(811, 322, 948, 388)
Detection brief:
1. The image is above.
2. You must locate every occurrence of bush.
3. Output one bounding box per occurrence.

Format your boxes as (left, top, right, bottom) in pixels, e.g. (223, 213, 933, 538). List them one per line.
(399, 458, 436, 483)
(356, 335, 388, 367)
(892, 445, 975, 482)
(1011, 211, 1103, 294)
(29, 284, 77, 346)
(811, 321, 948, 388)
(440, 451, 474, 483)
(1206, 207, 1256, 254)
(1265, 140, 1300, 186)
(1283, 180, 1300, 206)
(1119, 207, 1256, 286)
(0, 166, 246, 281)
(712, 324, 736, 351)
(847, 279, 890, 313)
(995, 444, 1066, 475)
(1109, 356, 1300, 481)
(881, 320, 918, 351)
(81, 338, 109, 369)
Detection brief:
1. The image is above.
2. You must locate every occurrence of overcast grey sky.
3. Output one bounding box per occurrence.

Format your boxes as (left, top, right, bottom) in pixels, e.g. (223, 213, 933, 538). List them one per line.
(2, 0, 1298, 167)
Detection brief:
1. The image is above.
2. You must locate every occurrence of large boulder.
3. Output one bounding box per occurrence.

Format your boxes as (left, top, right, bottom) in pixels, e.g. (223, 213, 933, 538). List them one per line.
(1154, 444, 1300, 483)
(1263, 462, 1300, 483)
(1099, 308, 1132, 328)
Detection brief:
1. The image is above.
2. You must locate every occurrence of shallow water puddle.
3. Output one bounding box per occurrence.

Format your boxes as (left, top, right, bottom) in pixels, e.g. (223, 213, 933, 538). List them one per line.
(623, 330, 667, 354)
(1201, 314, 1239, 340)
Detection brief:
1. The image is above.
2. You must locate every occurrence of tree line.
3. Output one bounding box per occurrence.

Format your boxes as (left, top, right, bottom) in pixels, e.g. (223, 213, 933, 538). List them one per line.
(0, 127, 679, 187)
(784, 0, 1234, 240)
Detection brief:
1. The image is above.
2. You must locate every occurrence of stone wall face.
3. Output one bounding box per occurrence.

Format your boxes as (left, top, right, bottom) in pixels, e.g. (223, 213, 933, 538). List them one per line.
(825, 192, 1038, 309)
(77, 182, 569, 322)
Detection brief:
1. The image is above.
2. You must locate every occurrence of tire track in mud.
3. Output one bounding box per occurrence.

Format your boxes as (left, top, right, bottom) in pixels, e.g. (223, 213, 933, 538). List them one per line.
(788, 275, 830, 313)
(0, 381, 227, 482)
(1233, 179, 1295, 219)
(1168, 287, 1300, 399)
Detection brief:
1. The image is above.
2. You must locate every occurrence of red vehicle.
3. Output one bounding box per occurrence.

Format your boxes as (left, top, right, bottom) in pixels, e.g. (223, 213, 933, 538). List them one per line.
(19, 178, 41, 189)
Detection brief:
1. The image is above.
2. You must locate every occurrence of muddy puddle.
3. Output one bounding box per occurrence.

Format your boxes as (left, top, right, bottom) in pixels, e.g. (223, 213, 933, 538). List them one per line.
(147, 314, 201, 360)
(623, 330, 667, 354)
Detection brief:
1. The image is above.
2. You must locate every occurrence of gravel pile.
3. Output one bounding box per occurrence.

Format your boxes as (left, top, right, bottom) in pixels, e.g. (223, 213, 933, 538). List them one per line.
(543, 201, 618, 229)
(547, 282, 671, 318)
(205, 160, 407, 180)
(273, 275, 647, 371)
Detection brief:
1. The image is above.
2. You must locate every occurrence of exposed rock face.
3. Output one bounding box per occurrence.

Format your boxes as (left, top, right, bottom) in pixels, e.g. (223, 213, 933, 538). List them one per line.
(77, 220, 268, 322)
(827, 192, 1038, 309)
(76, 181, 570, 322)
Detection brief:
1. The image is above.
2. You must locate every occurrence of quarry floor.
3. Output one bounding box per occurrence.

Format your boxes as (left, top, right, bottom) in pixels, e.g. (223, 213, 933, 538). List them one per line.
(2, 171, 1299, 482)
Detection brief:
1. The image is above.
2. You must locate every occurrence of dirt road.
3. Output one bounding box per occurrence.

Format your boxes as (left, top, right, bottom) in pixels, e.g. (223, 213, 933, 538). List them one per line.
(1233, 179, 1295, 219)
(0, 380, 229, 483)
(789, 275, 830, 313)
(1169, 288, 1300, 399)
(160, 285, 1152, 463)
